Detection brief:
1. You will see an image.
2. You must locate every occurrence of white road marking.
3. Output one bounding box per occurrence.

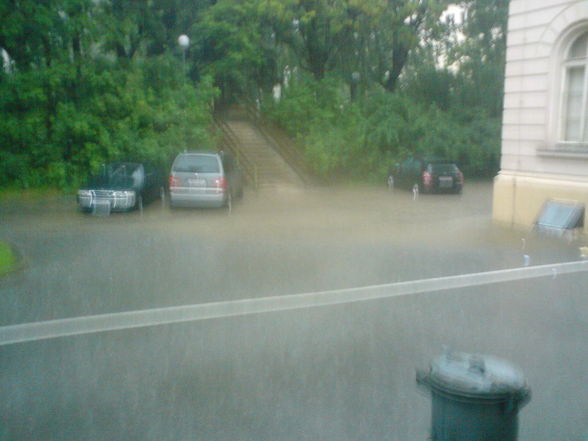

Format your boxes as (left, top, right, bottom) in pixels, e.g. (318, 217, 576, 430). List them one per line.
(1, 260, 587, 346)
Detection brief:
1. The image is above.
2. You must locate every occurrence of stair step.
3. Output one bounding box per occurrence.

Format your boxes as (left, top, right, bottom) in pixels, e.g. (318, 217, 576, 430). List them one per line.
(221, 119, 304, 187)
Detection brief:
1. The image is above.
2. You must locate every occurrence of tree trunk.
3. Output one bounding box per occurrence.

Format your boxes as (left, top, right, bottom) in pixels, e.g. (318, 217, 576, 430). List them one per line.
(383, 42, 409, 93)
(303, 14, 328, 80)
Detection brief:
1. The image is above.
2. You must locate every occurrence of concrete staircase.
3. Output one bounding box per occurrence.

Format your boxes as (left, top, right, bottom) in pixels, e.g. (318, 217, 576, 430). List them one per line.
(224, 119, 305, 189)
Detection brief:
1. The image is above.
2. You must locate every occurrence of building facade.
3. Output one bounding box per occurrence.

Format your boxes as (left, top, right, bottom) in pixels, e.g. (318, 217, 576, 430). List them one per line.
(493, 0, 588, 231)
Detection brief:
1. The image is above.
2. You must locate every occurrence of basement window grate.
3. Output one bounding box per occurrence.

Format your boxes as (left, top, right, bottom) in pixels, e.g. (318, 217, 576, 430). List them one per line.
(535, 200, 584, 236)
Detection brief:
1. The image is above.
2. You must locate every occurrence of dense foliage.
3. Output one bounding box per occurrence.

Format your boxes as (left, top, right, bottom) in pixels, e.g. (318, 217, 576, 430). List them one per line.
(263, 75, 500, 180)
(0, 0, 508, 188)
(260, 0, 507, 180)
(0, 0, 217, 188)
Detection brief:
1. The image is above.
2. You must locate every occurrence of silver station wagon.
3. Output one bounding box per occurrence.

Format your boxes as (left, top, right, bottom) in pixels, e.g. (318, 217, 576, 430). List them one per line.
(168, 151, 243, 210)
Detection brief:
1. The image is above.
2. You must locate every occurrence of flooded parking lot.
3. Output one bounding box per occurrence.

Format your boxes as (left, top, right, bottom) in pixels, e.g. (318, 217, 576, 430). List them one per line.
(0, 181, 541, 323)
(1, 181, 587, 441)
(2, 179, 493, 239)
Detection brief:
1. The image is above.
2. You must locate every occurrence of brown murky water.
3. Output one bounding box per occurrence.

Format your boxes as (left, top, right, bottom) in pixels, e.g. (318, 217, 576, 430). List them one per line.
(156, 181, 493, 241)
(2, 181, 588, 441)
(1, 180, 497, 243)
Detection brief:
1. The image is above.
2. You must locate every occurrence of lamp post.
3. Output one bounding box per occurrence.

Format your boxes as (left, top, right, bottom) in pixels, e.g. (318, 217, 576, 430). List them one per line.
(178, 35, 190, 147)
(178, 34, 190, 77)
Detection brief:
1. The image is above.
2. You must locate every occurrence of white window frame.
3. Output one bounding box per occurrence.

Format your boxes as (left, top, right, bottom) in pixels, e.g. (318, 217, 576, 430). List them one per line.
(557, 28, 588, 149)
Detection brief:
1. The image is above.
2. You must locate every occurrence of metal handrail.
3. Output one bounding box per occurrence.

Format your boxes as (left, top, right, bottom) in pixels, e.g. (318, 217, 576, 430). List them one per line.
(213, 116, 258, 190)
(241, 101, 317, 185)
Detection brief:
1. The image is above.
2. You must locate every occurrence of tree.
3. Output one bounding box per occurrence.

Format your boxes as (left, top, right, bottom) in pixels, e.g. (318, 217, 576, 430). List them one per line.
(266, 0, 357, 81)
(367, 0, 450, 92)
(449, 0, 509, 116)
(0, 0, 96, 182)
(98, 1, 211, 62)
(194, 0, 277, 100)
(0, 0, 218, 188)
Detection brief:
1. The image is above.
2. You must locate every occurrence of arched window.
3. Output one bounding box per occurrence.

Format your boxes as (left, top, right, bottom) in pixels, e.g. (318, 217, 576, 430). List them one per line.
(561, 30, 588, 144)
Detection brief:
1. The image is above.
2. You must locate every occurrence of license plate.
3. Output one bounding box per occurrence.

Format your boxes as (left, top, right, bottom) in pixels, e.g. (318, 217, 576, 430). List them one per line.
(188, 178, 206, 187)
(92, 199, 111, 216)
(439, 176, 453, 188)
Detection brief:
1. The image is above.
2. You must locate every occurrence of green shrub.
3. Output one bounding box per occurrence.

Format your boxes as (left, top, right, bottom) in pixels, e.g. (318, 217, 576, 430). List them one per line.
(264, 76, 500, 182)
(0, 57, 218, 189)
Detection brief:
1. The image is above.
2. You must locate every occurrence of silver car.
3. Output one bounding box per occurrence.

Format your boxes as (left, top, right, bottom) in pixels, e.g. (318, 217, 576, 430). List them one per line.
(168, 151, 243, 210)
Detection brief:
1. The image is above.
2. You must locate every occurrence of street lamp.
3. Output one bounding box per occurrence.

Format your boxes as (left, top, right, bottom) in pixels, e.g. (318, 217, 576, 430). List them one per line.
(178, 34, 190, 76)
(178, 35, 191, 146)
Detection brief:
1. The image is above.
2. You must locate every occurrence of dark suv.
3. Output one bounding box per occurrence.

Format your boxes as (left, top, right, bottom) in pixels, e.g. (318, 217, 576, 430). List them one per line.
(389, 158, 464, 194)
(77, 162, 164, 214)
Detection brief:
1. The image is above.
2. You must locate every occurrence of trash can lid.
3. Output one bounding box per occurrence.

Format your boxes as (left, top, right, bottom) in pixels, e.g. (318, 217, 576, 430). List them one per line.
(424, 351, 529, 401)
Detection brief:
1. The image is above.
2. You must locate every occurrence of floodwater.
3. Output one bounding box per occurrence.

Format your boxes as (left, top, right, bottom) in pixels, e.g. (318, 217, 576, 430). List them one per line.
(1, 181, 587, 440)
(0, 181, 543, 323)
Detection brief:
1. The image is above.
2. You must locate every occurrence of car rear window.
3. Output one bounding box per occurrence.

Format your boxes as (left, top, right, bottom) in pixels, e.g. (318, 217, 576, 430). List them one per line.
(429, 163, 457, 173)
(173, 155, 220, 173)
(88, 163, 139, 187)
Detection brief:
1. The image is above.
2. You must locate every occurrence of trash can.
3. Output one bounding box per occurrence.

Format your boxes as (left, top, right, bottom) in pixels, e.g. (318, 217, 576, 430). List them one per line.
(417, 351, 531, 441)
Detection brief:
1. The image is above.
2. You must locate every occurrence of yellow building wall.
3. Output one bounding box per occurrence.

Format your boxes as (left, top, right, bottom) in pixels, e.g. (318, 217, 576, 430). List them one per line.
(493, 172, 588, 231)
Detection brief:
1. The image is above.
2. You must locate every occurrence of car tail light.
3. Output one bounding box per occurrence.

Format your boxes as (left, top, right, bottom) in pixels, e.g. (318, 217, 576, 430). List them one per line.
(213, 177, 227, 190)
(169, 176, 180, 188)
(422, 170, 432, 184)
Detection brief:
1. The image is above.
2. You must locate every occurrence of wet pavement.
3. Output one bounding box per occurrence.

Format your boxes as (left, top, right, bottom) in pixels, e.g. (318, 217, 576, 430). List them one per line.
(1, 181, 587, 440)
(1, 181, 580, 324)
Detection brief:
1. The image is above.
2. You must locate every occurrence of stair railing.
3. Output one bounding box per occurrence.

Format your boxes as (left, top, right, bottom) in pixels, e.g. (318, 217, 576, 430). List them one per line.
(213, 115, 259, 190)
(241, 100, 316, 186)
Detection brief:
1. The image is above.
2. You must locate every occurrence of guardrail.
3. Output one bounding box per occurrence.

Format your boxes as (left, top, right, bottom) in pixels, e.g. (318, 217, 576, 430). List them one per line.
(213, 115, 258, 190)
(241, 101, 317, 186)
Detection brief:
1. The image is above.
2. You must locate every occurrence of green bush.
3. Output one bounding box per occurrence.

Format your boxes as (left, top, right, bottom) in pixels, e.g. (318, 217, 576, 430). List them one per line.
(0, 57, 218, 189)
(264, 76, 500, 182)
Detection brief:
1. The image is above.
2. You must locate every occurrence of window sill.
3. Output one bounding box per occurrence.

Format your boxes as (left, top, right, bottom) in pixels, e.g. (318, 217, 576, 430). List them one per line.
(538, 145, 588, 159)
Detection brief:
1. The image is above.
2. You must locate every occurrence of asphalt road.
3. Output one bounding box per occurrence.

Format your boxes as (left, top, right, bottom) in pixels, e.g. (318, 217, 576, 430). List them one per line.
(1, 182, 587, 440)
